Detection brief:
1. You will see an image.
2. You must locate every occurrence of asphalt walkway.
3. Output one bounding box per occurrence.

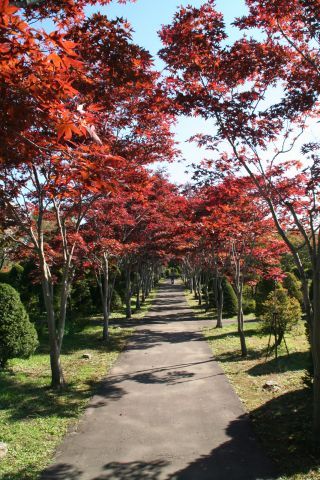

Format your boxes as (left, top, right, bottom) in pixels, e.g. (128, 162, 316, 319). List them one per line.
(41, 281, 276, 480)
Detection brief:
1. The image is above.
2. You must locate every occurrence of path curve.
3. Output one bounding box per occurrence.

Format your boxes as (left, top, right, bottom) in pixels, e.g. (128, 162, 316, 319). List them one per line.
(41, 281, 276, 480)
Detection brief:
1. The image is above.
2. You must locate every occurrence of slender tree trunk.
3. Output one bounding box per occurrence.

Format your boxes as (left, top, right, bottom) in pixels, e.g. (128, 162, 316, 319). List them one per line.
(141, 270, 146, 304)
(41, 271, 65, 388)
(0, 250, 6, 270)
(275, 330, 284, 347)
(194, 275, 198, 299)
(136, 272, 141, 310)
(193, 275, 197, 298)
(216, 304, 223, 328)
(96, 259, 112, 341)
(57, 265, 71, 351)
(36, 195, 66, 388)
(312, 266, 320, 435)
(204, 275, 209, 311)
(236, 280, 247, 357)
(215, 276, 223, 328)
(125, 265, 132, 319)
(108, 275, 117, 315)
(197, 275, 202, 306)
(102, 254, 109, 340)
(146, 270, 151, 297)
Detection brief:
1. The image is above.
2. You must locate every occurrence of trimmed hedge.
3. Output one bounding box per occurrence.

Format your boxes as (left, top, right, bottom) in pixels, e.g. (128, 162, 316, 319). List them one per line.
(223, 279, 237, 317)
(0, 283, 38, 367)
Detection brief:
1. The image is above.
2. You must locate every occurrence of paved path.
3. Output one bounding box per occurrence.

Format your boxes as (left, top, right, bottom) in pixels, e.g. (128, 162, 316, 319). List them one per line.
(41, 282, 276, 480)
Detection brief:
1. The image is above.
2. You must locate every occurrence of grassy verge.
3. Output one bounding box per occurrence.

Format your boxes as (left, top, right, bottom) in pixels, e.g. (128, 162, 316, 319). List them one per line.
(185, 289, 320, 480)
(0, 288, 158, 480)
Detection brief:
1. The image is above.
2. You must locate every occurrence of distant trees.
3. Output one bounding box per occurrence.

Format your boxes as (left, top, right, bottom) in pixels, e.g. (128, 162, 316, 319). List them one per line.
(181, 176, 284, 355)
(0, 1, 176, 387)
(160, 0, 320, 433)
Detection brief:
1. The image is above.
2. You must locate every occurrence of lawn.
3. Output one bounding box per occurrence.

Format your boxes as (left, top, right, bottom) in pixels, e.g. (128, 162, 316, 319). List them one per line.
(0, 290, 157, 480)
(185, 289, 320, 480)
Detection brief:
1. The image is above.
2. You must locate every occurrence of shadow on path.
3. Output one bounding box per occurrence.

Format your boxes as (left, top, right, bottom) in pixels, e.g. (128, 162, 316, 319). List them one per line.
(170, 416, 276, 480)
(102, 358, 222, 388)
(41, 416, 276, 479)
(39, 281, 278, 480)
(125, 328, 206, 352)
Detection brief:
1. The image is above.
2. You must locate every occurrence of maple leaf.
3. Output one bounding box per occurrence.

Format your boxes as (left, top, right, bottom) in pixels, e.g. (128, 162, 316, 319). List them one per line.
(0, 0, 19, 15)
(57, 122, 82, 141)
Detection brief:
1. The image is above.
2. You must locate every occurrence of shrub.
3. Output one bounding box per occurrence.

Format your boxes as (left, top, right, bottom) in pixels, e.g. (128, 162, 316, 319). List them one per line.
(11, 261, 44, 326)
(283, 271, 303, 304)
(243, 285, 256, 314)
(261, 286, 302, 346)
(255, 277, 275, 317)
(0, 283, 38, 367)
(7, 263, 24, 290)
(70, 278, 94, 316)
(110, 290, 123, 311)
(164, 268, 170, 278)
(223, 279, 237, 317)
(0, 269, 9, 284)
(243, 298, 256, 315)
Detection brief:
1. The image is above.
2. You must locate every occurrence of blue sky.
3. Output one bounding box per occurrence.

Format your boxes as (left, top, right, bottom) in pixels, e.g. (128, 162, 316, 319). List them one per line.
(85, 1, 249, 184)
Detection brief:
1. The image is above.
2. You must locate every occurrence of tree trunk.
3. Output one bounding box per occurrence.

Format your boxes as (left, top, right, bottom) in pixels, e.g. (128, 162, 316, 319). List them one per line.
(204, 276, 209, 311)
(125, 265, 132, 319)
(41, 272, 65, 388)
(193, 275, 197, 298)
(197, 275, 202, 306)
(141, 270, 146, 304)
(190, 275, 193, 294)
(274, 330, 284, 347)
(215, 276, 223, 328)
(102, 299, 109, 340)
(312, 267, 320, 436)
(108, 275, 117, 316)
(237, 282, 247, 357)
(146, 271, 151, 297)
(102, 254, 109, 341)
(57, 266, 70, 351)
(49, 340, 64, 389)
(136, 272, 141, 310)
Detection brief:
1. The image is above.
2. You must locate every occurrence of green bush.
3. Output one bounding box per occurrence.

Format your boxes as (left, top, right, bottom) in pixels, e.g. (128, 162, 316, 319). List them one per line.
(243, 298, 256, 315)
(223, 279, 237, 317)
(0, 262, 45, 327)
(283, 271, 303, 304)
(111, 290, 123, 311)
(242, 284, 256, 314)
(0, 283, 38, 367)
(261, 286, 302, 344)
(0, 269, 9, 284)
(70, 278, 94, 316)
(255, 277, 275, 317)
(7, 263, 24, 290)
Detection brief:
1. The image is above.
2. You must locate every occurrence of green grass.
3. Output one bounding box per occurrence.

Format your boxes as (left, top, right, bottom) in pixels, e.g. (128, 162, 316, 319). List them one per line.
(185, 290, 320, 480)
(0, 289, 158, 480)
